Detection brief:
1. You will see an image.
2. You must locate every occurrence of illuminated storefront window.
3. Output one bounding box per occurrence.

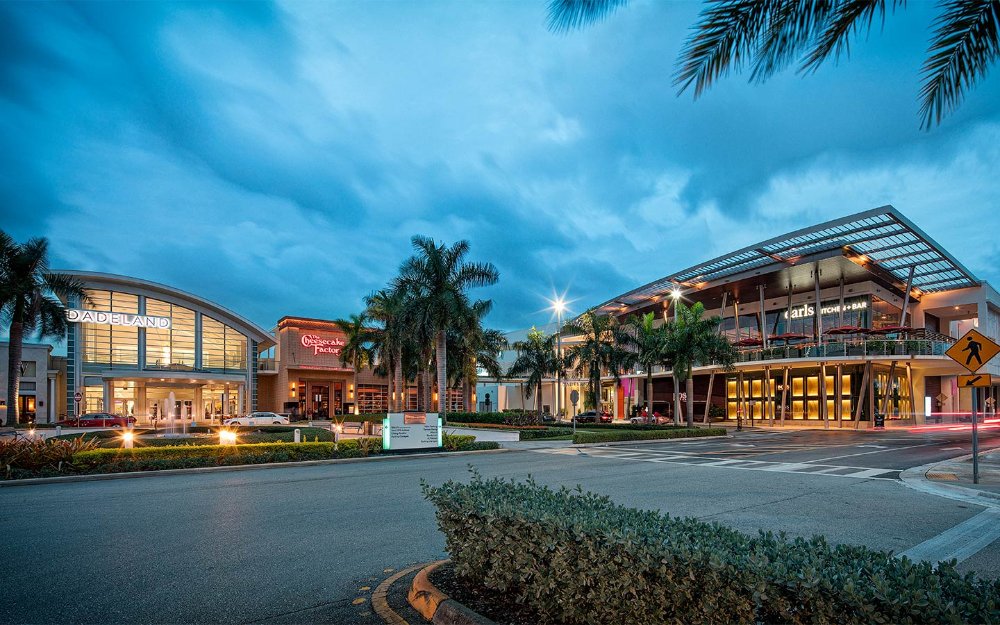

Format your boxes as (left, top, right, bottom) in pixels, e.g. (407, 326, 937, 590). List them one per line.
(145, 299, 196, 370)
(871, 297, 902, 330)
(727, 369, 853, 421)
(80, 290, 139, 371)
(202, 315, 248, 373)
(357, 384, 388, 414)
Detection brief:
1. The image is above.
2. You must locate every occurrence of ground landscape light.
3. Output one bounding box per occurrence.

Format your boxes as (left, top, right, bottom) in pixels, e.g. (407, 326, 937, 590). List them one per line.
(219, 430, 237, 445)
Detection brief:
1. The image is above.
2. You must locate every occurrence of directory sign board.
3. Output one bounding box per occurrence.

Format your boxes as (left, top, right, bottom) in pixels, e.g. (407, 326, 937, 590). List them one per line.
(382, 412, 442, 450)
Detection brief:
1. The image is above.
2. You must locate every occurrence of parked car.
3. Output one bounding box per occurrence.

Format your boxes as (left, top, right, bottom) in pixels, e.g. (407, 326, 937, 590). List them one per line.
(540, 412, 556, 424)
(223, 412, 289, 426)
(574, 411, 612, 424)
(629, 412, 670, 425)
(57, 413, 136, 428)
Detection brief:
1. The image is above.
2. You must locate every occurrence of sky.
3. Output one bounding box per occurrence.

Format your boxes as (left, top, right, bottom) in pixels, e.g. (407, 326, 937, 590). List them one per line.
(2, 0, 999, 335)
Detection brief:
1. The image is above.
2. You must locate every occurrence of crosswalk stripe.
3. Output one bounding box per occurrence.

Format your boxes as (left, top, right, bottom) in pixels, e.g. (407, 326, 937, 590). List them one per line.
(530, 447, 902, 480)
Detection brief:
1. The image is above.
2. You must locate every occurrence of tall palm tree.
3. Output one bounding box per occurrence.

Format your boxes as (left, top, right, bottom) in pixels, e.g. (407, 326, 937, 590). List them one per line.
(0, 233, 86, 426)
(663, 301, 738, 428)
(563, 310, 631, 415)
(548, 0, 1000, 128)
(622, 312, 667, 418)
(396, 236, 499, 421)
(449, 301, 508, 411)
(365, 288, 408, 412)
(507, 327, 561, 418)
(334, 313, 375, 412)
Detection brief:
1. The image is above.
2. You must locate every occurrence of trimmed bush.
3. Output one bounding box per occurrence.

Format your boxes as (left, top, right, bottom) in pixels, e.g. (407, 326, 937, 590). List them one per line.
(573, 428, 726, 444)
(518, 428, 574, 440)
(423, 473, 1000, 625)
(1, 437, 98, 476)
(447, 422, 546, 431)
(442, 433, 500, 452)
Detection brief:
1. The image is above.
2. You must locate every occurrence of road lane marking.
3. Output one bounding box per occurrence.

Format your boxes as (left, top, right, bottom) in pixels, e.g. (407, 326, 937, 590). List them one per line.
(802, 443, 937, 463)
(899, 509, 1000, 564)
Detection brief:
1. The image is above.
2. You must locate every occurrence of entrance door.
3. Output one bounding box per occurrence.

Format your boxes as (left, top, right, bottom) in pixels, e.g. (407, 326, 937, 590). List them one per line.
(18, 395, 36, 424)
(310, 385, 330, 419)
(333, 382, 344, 416)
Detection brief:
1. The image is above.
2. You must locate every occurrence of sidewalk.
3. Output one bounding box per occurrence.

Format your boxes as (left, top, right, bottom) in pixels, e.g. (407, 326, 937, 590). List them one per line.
(900, 449, 1000, 508)
(924, 449, 1000, 495)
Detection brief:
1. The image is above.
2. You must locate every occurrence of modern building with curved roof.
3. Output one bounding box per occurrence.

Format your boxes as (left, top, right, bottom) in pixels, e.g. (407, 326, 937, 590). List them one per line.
(58, 271, 274, 423)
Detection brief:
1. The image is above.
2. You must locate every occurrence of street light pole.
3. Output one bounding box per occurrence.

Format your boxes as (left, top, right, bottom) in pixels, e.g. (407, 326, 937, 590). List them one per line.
(550, 297, 568, 430)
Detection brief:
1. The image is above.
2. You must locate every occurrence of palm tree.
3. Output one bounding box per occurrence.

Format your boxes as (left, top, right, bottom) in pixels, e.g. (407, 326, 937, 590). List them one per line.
(0, 233, 86, 426)
(663, 301, 738, 428)
(622, 312, 667, 419)
(548, 0, 1000, 128)
(335, 313, 375, 412)
(396, 236, 499, 421)
(563, 310, 631, 416)
(507, 327, 561, 418)
(449, 302, 508, 411)
(365, 288, 408, 412)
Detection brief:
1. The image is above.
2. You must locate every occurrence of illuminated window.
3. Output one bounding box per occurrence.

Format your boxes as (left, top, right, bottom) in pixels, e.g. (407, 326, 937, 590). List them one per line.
(357, 384, 388, 414)
(145, 299, 195, 370)
(80, 290, 139, 371)
(202, 315, 247, 373)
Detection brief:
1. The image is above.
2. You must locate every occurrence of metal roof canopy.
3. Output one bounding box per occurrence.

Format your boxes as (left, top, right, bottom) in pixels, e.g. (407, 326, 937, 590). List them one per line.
(594, 205, 978, 315)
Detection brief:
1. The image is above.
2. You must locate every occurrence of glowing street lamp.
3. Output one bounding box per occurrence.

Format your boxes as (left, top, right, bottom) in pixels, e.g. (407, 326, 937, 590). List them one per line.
(121, 430, 135, 449)
(549, 296, 568, 431)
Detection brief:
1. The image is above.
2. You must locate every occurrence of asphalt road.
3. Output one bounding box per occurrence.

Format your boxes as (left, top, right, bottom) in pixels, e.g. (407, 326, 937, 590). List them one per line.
(2, 428, 999, 625)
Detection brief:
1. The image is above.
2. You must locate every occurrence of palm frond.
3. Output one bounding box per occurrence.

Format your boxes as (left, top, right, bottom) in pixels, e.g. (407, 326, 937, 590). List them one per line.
(801, 0, 895, 73)
(674, 0, 777, 97)
(547, 0, 630, 33)
(919, 0, 999, 128)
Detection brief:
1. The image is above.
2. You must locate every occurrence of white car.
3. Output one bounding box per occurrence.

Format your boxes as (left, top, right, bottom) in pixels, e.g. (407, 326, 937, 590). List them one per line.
(223, 412, 289, 426)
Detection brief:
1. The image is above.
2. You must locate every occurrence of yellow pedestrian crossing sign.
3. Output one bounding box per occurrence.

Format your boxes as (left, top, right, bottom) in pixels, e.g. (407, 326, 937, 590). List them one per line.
(946, 329, 1000, 373)
(958, 373, 992, 388)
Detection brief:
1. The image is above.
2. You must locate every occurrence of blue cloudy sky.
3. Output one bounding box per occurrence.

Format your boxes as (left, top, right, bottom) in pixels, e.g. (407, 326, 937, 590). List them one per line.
(2, 1, 999, 333)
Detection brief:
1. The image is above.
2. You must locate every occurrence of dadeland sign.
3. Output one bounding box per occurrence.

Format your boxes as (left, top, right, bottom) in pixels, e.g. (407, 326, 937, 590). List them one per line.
(66, 308, 172, 329)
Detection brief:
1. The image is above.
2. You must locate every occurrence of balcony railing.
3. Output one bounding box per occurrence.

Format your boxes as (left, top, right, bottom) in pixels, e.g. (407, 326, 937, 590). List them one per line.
(733, 338, 954, 363)
(258, 358, 279, 372)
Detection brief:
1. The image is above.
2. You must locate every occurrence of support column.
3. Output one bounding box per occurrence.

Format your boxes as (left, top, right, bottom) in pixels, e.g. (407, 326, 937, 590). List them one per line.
(103, 381, 111, 414)
(906, 363, 916, 424)
(880, 361, 898, 416)
(764, 366, 773, 426)
(835, 364, 843, 428)
(703, 371, 715, 424)
(820, 362, 829, 429)
(759, 284, 768, 348)
(854, 361, 870, 428)
(899, 266, 916, 326)
(814, 262, 823, 343)
(780, 367, 789, 426)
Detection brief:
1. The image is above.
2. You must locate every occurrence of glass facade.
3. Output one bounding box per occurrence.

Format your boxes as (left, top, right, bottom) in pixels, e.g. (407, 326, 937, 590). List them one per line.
(357, 384, 388, 414)
(80, 290, 139, 371)
(202, 315, 248, 373)
(145, 298, 196, 370)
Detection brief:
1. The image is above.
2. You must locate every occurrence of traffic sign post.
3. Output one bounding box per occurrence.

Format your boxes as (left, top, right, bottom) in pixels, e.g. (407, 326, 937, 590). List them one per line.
(946, 329, 1000, 485)
(958, 374, 992, 388)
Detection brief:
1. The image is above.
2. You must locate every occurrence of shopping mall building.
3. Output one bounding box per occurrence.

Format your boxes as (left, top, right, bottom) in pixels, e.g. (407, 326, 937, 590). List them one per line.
(485, 205, 1000, 427)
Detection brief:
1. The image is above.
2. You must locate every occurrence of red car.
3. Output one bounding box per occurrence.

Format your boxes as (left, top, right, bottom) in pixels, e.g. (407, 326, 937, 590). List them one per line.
(58, 413, 136, 428)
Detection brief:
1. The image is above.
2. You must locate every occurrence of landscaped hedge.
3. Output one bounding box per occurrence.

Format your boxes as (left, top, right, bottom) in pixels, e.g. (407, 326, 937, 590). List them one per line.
(573, 428, 726, 444)
(518, 427, 574, 440)
(424, 473, 1000, 625)
(72, 440, 384, 474)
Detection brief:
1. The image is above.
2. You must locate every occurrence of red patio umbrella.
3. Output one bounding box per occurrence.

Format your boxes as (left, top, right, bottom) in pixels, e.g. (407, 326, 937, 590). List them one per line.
(735, 337, 764, 347)
(769, 332, 809, 342)
(825, 326, 867, 335)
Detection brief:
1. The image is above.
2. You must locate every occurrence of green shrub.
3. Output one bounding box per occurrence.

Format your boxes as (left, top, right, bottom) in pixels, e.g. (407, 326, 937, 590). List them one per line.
(518, 428, 574, 440)
(573, 428, 726, 444)
(423, 473, 1000, 625)
(0, 437, 98, 475)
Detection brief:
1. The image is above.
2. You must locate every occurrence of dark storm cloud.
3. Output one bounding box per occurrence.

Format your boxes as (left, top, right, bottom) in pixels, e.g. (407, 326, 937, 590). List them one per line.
(1, 0, 998, 334)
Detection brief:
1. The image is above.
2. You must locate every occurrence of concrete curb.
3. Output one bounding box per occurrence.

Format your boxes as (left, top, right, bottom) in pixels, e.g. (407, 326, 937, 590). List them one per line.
(407, 560, 498, 625)
(899, 454, 1000, 509)
(372, 562, 427, 625)
(0, 447, 512, 488)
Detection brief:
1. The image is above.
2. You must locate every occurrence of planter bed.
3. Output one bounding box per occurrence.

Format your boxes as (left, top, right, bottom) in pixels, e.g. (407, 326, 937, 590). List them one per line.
(573, 427, 726, 444)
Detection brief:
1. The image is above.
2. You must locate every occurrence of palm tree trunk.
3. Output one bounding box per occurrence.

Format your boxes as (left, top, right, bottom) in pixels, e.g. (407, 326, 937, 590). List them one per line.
(394, 348, 403, 411)
(386, 367, 394, 415)
(536, 381, 543, 417)
(672, 373, 681, 426)
(463, 379, 472, 412)
(5, 317, 24, 426)
(423, 370, 431, 412)
(436, 330, 447, 421)
(686, 376, 695, 427)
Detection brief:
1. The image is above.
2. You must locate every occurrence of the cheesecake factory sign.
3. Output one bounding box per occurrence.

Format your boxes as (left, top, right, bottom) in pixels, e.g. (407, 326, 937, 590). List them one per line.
(66, 308, 172, 329)
(301, 334, 345, 356)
